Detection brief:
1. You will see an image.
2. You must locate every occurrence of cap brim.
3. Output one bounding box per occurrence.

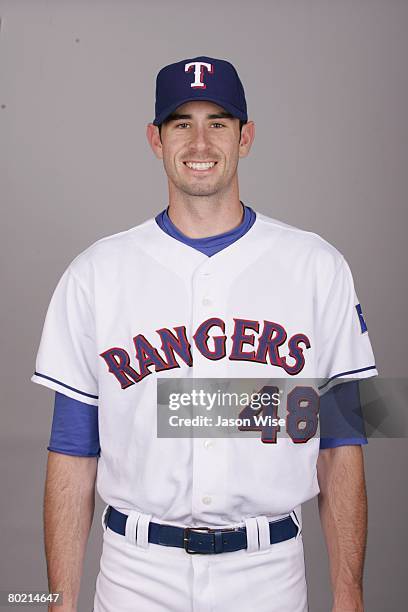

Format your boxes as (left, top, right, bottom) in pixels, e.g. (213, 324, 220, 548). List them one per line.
(153, 96, 247, 126)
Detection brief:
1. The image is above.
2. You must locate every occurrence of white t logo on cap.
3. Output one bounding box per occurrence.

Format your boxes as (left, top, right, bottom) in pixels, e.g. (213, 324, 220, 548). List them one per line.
(185, 61, 214, 89)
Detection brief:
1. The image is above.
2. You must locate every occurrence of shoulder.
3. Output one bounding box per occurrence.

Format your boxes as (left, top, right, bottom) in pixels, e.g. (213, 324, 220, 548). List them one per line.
(255, 210, 347, 278)
(65, 216, 158, 282)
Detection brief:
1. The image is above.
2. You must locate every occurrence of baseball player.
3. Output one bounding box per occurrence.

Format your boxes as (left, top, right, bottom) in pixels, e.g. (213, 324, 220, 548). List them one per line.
(32, 56, 378, 612)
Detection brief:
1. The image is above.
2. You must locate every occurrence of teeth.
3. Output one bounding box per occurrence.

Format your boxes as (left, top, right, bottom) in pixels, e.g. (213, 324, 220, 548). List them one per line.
(185, 161, 216, 170)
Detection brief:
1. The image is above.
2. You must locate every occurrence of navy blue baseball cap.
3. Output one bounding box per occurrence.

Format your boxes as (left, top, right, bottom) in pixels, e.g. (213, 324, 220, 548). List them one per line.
(153, 56, 248, 126)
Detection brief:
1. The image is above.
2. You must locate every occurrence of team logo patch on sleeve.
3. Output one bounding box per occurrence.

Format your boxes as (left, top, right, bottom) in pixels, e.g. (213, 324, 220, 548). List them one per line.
(356, 303, 368, 333)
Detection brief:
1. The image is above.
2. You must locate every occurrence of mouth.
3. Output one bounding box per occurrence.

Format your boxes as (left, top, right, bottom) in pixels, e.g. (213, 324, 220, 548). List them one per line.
(183, 161, 218, 172)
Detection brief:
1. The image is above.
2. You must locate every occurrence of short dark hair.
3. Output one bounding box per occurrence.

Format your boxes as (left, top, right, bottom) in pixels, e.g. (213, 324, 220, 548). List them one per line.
(158, 119, 247, 141)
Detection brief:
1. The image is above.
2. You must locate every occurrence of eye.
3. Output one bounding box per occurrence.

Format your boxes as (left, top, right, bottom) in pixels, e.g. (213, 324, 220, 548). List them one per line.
(211, 122, 225, 128)
(175, 123, 190, 129)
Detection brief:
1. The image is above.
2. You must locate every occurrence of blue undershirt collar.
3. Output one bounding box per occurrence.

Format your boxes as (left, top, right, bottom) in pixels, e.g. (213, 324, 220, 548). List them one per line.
(155, 203, 256, 257)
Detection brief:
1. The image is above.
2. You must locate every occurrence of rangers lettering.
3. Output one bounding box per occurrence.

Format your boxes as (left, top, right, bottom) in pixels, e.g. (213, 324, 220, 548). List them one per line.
(99, 347, 142, 389)
(100, 317, 311, 388)
(193, 317, 227, 360)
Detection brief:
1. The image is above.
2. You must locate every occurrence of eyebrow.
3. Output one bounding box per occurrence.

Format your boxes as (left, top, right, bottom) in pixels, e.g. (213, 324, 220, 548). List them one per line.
(166, 111, 235, 122)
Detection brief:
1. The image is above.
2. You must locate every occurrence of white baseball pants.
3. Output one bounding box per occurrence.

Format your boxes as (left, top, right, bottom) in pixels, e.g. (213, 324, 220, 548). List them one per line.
(93, 506, 308, 612)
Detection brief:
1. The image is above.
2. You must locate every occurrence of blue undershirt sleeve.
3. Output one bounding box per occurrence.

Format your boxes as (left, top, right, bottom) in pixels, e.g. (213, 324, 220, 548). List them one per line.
(319, 380, 368, 450)
(48, 391, 100, 457)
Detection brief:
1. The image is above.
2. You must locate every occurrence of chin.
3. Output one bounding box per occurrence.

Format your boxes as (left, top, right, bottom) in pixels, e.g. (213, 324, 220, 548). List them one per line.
(174, 181, 216, 197)
(183, 189, 219, 197)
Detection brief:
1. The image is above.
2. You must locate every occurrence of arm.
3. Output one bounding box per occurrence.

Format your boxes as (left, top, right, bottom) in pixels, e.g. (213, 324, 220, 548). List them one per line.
(317, 445, 367, 612)
(44, 451, 98, 612)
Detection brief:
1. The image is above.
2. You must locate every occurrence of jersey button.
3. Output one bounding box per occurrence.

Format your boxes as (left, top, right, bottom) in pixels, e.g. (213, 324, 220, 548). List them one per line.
(202, 496, 212, 505)
(204, 439, 214, 449)
(202, 297, 212, 306)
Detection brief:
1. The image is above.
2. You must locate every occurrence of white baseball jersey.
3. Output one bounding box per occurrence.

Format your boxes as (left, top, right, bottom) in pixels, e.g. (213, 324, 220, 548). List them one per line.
(31, 211, 377, 527)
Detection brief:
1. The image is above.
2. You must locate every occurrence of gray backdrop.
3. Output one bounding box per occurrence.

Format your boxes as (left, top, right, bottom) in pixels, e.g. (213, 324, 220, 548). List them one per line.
(1, 0, 407, 610)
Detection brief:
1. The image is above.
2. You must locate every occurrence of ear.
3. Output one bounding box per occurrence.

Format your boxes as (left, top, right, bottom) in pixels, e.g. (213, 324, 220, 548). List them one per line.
(239, 121, 255, 158)
(146, 123, 163, 159)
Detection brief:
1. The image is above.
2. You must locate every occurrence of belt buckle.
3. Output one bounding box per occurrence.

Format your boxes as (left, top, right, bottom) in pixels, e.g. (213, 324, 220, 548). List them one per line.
(183, 525, 239, 554)
(183, 526, 213, 554)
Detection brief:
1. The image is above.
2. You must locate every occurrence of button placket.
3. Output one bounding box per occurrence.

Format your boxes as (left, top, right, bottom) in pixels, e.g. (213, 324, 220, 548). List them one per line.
(190, 263, 228, 517)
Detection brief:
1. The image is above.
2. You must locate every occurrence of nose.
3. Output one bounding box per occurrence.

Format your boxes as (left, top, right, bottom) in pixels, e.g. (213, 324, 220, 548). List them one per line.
(189, 125, 210, 153)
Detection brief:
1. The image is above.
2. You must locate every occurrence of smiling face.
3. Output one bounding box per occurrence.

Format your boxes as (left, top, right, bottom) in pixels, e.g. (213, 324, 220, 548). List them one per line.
(147, 101, 254, 199)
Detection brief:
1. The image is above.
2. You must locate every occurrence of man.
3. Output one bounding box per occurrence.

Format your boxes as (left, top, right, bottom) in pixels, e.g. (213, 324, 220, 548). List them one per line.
(32, 56, 378, 611)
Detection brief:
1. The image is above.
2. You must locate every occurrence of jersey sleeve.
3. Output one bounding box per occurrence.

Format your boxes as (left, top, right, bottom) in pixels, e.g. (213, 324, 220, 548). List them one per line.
(31, 266, 98, 405)
(317, 255, 378, 387)
(317, 255, 377, 448)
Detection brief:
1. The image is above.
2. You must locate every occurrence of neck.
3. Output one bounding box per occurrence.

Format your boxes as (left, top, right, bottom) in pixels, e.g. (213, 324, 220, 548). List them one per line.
(167, 178, 244, 238)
